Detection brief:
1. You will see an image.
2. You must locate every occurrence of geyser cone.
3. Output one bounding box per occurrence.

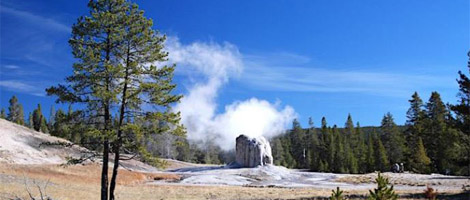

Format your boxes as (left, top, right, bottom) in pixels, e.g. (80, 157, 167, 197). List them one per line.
(235, 134, 273, 167)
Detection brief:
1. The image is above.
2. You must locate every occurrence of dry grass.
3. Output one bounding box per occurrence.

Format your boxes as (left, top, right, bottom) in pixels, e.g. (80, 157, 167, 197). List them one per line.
(0, 163, 339, 200)
(0, 163, 181, 199)
(1, 164, 467, 199)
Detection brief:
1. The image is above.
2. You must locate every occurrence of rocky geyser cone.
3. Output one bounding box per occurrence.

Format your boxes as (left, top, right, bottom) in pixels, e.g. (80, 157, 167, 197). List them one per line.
(235, 134, 273, 167)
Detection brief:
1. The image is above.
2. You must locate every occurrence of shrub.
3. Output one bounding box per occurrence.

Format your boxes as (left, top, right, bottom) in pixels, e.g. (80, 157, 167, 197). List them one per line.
(423, 186, 438, 200)
(368, 172, 398, 200)
(330, 187, 344, 200)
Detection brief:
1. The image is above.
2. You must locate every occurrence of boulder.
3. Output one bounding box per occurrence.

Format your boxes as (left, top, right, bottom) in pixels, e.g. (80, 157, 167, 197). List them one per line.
(235, 134, 273, 167)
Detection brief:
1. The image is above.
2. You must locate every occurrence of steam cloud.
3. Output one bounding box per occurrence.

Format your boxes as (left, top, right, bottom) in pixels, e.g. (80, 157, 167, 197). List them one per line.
(166, 37, 296, 150)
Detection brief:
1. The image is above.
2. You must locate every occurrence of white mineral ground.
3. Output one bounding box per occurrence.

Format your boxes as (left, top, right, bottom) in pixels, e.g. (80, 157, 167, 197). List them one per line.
(152, 164, 468, 193)
(151, 134, 468, 193)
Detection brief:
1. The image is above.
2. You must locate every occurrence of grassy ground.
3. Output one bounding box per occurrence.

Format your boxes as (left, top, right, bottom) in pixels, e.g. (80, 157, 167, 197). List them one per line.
(0, 163, 468, 200)
(0, 163, 346, 199)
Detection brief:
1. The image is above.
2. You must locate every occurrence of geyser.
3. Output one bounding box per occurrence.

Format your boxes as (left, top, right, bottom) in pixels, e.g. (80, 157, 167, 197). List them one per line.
(235, 134, 273, 167)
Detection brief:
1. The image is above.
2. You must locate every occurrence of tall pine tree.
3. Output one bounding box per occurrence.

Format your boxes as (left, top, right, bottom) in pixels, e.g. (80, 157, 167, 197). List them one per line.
(380, 113, 406, 165)
(424, 92, 455, 173)
(375, 135, 389, 172)
(47, 1, 184, 199)
(108, 3, 185, 197)
(450, 51, 470, 175)
(7, 95, 24, 125)
(405, 92, 428, 173)
(32, 104, 48, 133)
(366, 132, 376, 172)
(46, 1, 131, 198)
(412, 137, 431, 173)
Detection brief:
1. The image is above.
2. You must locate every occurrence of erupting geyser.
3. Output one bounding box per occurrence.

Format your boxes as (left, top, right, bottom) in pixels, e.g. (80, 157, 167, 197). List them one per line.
(235, 134, 273, 167)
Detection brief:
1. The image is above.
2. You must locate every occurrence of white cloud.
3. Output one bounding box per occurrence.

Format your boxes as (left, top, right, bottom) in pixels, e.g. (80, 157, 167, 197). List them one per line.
(241, 55, 455, 97)
(3, 65, 19, 69)
(0, 80, 44, 96)
(1, 4, 72, 68)
(166, 37, 296, 150)
(0, 5, 70, 33)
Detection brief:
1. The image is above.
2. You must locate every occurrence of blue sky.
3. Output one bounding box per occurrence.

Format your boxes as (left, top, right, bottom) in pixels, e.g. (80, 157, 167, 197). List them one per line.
(0, 0, 469, 127)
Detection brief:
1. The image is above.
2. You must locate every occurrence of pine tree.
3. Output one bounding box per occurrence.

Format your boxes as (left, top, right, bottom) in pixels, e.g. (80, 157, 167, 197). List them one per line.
(344, 114, 354, 135)
(380, 113, 406, 165)
(406, 92, 425, 135)
(7, 95, 24, 125)
(27, 112, 33, 129)
(51, 109, 67, 138)
(327, 126, 336, 172)
(290, 119, 307, 168)
(355, 122, 368, 173)
(345, 142, 358, 174)
(49, 2, 185, 198)
(405, 92, 425, 170)
(333, 126, 346, 173)
(450, 51, 470, 176)
(175, 138, 192, 162)
(308, 117, 314, 129)
(281, 136, 297, 168)
(411, 137, 431, 174)
(7, 95, 19, 122)
(344, 114, 360, 173)
(271, 137, 284, 166)
(319, 159, 328, 172)
(46, 1, 131, 198)
(0, 108, 6, 119)
(375, 137, 389, 172)
(317, 117, 329, 172)
(366, 133, 376, 172)
(309, 129, 320, 171)
(368, 172, 398, 200)
(331, 187, 344, 200)
(18, 104, 24, 126)
(424, 92, 454, 173)
(321, 117, 327, 130)
(32, 104, 46, 132)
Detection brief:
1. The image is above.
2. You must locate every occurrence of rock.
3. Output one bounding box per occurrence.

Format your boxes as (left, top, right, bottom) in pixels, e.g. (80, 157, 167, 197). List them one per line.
(235, 134, 273, 167)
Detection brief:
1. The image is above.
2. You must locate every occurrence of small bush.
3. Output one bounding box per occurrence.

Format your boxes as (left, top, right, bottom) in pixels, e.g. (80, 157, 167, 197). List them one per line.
(330, 187, 344, 200)
(423, 186, 438, 200)
(368, 172, 398, 200)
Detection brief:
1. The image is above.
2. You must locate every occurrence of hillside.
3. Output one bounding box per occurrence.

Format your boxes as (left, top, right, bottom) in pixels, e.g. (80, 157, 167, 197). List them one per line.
(0, 118, 87, 164)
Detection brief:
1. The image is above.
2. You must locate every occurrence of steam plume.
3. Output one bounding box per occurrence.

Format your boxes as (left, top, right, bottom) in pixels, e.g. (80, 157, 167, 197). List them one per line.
(166, 37, 296, 150)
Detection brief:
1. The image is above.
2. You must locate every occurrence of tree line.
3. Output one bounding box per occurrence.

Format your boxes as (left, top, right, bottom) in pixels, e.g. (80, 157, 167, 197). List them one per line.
(271, 54, 470, 176)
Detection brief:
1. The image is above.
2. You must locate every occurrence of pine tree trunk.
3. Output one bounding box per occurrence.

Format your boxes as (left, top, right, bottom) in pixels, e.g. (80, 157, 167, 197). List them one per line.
(110, 44, 130, 200)
(101, 140, 109, 200)
(109, 141, 119, 200)
(102, 21, 113, 200)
